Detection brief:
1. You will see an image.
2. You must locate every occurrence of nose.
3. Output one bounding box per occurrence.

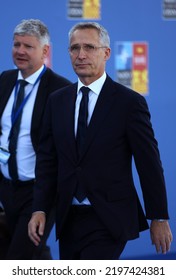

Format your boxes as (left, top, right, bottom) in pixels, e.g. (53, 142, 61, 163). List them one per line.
(18, 46, 25, 54)
(77, 46, 87, 58)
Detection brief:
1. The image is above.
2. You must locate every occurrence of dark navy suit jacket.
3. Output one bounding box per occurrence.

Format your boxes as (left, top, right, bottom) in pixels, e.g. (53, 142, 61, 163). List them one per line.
(33, 75, 169, 242)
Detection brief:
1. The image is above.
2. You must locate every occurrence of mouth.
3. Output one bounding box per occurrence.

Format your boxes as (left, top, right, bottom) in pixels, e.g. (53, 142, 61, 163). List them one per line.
(75, 63, 89, 68)
(15, 57, 28, 62)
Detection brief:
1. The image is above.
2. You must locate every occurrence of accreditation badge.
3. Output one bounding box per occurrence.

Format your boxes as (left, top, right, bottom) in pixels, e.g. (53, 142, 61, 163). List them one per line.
(0, 147, 10, 164)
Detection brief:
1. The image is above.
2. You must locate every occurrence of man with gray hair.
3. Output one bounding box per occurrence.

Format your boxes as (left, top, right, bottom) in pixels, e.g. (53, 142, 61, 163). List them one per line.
(0, 19, 71, 259)
(29, 22, 172, 260)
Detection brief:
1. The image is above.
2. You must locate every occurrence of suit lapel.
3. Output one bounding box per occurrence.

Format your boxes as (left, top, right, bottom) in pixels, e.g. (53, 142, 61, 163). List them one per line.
(79, 76, 116, 160)
(0, 71, 18, 117)
(61, 84, 78, 162)
(31, 70, 50, 137)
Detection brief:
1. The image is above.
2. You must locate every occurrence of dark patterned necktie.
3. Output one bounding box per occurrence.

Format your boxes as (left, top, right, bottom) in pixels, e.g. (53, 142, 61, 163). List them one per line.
(8, 80, 28, 181)
(75, 86, 90, 202)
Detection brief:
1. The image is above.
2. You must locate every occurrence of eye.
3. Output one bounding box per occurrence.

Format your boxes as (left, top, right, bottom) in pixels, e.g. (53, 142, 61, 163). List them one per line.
(84, 44, 95, 51)
(25, 44, 33, 49)
(70, 45, 80, 52)
(13, 42, 20, 48)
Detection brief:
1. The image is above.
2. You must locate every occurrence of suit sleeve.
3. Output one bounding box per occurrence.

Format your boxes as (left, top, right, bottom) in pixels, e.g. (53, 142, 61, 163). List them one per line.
(33, 96, 58, 214)
(126, 94, 169, 220)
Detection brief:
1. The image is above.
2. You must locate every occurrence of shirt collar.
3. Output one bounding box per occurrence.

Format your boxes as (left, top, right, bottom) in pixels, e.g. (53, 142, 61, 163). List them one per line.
(77, 72, 106, 96)
(17, 65, 45, 85)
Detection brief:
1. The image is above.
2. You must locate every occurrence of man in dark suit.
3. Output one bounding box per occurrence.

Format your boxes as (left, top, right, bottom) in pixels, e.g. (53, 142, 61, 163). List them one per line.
(28, 22, 172, 260)
(0, 19, 71, 259)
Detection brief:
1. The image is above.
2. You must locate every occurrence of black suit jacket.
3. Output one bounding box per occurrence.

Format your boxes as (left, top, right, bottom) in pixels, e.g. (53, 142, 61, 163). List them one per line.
(0, 67, 71, 180)
(34, 75, 169, 242)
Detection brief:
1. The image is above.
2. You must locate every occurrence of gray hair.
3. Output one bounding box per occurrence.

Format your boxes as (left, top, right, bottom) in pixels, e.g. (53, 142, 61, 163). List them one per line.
(13, 19, 50, 46)
(68, 22, 110, 47)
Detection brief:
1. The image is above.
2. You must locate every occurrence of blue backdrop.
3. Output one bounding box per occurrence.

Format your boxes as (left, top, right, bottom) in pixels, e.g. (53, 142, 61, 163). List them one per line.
(0, 0, 175, 259)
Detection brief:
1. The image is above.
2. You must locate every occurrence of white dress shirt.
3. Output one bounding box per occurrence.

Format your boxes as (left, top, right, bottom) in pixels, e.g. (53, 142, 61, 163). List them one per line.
(72, 72, 107, 205)
(0, 65, 44, 180)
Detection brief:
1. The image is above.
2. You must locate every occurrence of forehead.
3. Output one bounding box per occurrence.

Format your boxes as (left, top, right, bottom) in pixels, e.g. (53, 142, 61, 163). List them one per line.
(70, 28, 100, 45)
(13, 34, 39, 44)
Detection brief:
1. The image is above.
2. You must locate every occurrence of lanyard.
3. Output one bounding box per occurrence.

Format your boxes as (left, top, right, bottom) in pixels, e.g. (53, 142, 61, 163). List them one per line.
(9, 65, 47, 140)
(11, 65, 47, 128)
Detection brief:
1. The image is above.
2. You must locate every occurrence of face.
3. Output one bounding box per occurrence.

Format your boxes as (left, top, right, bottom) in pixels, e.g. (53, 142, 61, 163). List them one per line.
(69, 28, 111, 85)
(12, 35, 49, 78)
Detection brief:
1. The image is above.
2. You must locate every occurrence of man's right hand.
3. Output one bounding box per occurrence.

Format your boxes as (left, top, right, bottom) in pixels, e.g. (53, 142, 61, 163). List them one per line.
(28, 212, 46, 246)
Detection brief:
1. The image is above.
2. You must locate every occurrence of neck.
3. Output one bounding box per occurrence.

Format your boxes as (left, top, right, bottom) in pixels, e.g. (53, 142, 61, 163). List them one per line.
(20, 65, 44, 79)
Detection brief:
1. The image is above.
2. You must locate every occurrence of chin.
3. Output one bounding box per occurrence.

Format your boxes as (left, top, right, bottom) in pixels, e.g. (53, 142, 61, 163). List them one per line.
(15, 64, 26, 70)
(75, 70, 90, 77)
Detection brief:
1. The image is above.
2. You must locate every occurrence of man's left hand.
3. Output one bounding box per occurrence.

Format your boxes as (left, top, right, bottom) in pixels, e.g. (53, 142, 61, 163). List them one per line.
(150, 220, 173, 254)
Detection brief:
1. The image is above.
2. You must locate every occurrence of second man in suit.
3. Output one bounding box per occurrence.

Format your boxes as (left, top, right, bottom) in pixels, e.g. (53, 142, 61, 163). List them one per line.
(0, 19, 71, 259)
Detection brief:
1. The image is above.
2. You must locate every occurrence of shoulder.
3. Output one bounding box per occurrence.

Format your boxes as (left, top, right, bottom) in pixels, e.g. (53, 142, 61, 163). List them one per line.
(0, 69, 18, 81)
(106, 75, 147, 104)
(43, 68, 72, 87)
(52, 82, 77, 96)
(48, 83, 77, 103)
(0, 69, 18, 89)
(104, 75, 149, 117)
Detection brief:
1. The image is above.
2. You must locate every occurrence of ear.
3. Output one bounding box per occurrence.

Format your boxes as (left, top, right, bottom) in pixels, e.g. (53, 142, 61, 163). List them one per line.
(104, 47, 111, 61)
(42, 44, 49, 58)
